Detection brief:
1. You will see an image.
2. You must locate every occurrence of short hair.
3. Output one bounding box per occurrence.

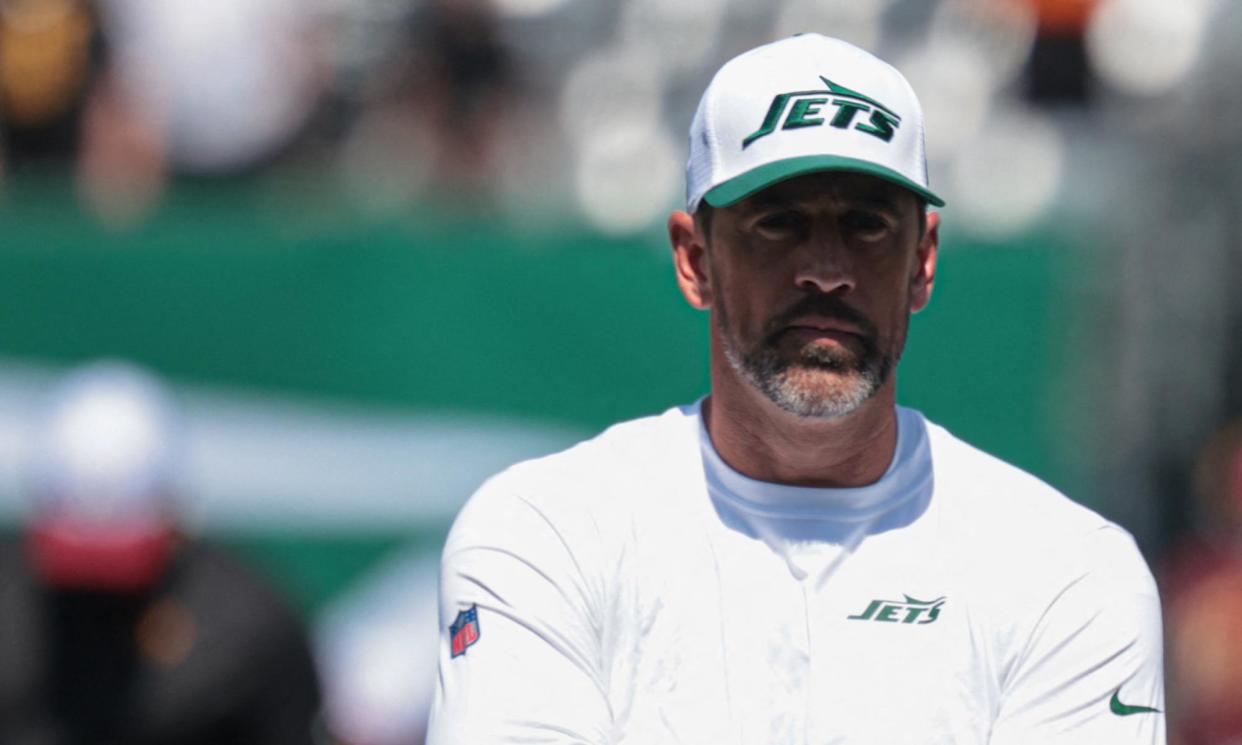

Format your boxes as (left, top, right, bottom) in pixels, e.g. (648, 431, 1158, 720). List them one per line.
(693, 203, 715, 243)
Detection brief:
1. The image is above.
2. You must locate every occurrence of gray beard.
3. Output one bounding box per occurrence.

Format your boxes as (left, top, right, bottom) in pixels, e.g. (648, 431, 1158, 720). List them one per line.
(718, 319, 895, 420)
(707, 256, 903, 419)
(720, 332, 894, 419)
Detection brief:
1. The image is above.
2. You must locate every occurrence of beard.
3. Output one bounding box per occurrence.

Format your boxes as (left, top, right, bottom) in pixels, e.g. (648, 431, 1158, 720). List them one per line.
(716, 292, 903, 419)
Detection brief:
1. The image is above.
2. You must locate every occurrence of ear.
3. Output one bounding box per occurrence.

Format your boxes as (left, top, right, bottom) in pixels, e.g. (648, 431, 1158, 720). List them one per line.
(909, 211, 939, 314)
(668, 210, 713, 310)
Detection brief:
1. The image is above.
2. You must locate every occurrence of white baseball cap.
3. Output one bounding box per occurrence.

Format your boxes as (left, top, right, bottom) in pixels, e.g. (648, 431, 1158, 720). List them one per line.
(686, 33, 944, 213)
(25, 361, 184, 590)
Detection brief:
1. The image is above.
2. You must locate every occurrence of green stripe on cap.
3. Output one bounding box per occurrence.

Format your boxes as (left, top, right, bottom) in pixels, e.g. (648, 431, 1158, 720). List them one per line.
(704, 155, 946, 208)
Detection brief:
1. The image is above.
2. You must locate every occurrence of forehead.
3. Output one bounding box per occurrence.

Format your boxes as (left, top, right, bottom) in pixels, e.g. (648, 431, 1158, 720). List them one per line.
(733, 171, 919, 214)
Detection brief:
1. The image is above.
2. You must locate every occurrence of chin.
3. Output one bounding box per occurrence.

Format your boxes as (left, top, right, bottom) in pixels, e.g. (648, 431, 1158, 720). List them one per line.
(764, 367, 878, 419)
(722, 332, 889, 418)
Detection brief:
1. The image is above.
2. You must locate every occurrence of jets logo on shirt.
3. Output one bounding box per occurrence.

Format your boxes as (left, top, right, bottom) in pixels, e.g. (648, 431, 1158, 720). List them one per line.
(847, 594, 945, 624)
(450, 605, 481, 657)
(742, 76, 902, 149)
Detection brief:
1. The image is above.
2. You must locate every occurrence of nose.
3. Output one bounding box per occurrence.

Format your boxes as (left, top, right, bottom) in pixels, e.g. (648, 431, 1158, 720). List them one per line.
(793, 233, 855, 295)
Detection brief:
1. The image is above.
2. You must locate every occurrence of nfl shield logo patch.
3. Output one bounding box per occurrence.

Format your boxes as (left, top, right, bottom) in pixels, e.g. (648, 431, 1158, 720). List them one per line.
(450, 605, 480, 658)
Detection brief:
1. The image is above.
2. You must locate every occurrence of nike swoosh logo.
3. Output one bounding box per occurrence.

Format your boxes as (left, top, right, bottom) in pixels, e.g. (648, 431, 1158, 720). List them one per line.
(1110, 687, 1161, 716)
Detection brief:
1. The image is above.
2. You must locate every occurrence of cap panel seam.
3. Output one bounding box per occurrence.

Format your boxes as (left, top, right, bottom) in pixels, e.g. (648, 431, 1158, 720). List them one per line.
(705, 73, 722, 205)
(895, 65, 931, 184)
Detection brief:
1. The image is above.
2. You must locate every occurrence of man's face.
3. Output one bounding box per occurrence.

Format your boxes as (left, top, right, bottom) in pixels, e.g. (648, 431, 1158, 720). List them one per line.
(694, 172, 937, 419)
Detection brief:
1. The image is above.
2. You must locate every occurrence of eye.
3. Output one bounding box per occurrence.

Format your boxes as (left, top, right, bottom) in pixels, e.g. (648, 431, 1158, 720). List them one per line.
(840, 210, 894, 239)
(753, 210, 808, 239)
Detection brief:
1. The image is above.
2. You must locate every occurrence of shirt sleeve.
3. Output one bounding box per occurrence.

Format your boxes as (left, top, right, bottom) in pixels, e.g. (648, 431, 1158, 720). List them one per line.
(426, 477, 613, 745)
(990, 526, 1166, 745)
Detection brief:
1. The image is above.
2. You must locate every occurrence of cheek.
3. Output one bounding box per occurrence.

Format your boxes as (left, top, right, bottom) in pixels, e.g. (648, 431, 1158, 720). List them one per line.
(853, 285, 912, 345)
(715, 286, 776, 348)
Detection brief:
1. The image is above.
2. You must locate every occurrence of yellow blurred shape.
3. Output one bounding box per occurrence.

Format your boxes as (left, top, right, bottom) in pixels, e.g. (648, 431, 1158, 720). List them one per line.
(0, 0, 92, 127)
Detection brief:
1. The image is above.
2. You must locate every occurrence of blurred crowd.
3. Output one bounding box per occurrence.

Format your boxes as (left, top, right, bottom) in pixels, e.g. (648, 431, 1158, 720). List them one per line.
(0, 0, 519, 224)
(0, 0, 1237, 234)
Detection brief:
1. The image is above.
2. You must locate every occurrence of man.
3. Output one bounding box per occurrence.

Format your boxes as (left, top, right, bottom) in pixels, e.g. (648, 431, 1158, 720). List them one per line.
(0, 362, 322, 745)
(429, 34, 1164, 744)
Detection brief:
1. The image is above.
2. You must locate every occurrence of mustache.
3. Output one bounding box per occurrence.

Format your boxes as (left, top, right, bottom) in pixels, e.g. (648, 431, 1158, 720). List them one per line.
(762, 294, 879, 345)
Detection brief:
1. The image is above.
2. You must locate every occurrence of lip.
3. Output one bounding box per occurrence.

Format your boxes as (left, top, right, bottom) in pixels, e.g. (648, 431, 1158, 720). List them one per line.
(776, 314, 867, 350)
(783, 326, 859, 346)
(783, 316, 863, 337)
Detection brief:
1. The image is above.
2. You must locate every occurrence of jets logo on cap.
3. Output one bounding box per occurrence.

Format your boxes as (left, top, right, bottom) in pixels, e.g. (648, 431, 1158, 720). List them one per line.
(743, 76, 902, 149)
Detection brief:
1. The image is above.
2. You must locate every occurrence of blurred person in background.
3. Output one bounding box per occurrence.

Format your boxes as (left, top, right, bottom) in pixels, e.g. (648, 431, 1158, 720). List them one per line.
(0, 0, 166, 225)
(0, 0, 106, 176)
(0, 361, 322, 745)
(78, 0, 325, 224)
(1162, 422, 1242, 745)
(1022, 0, 1099, 105)
(1, 0, 327, 224)
(337, 0, 520, 212)
(409, 0, 515, 199)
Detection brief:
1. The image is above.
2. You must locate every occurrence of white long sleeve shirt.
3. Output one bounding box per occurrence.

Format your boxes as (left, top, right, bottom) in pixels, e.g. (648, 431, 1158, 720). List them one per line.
(429, 403, 1165, 744)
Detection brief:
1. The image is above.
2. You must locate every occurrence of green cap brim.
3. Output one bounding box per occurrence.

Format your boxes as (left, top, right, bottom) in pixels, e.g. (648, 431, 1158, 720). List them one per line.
(703, 155, 946, 208)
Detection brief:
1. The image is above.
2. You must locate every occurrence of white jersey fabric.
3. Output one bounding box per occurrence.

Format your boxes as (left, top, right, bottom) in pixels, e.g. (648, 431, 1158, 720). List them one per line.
(429, 403, 1164, 744)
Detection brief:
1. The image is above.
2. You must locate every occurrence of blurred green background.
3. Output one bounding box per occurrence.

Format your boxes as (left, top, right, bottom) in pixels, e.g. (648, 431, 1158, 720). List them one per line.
(0, 178, 1091, 614)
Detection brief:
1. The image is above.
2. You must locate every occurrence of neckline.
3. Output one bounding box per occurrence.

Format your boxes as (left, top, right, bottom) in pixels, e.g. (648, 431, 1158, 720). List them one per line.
(696, 402, 931, 522)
